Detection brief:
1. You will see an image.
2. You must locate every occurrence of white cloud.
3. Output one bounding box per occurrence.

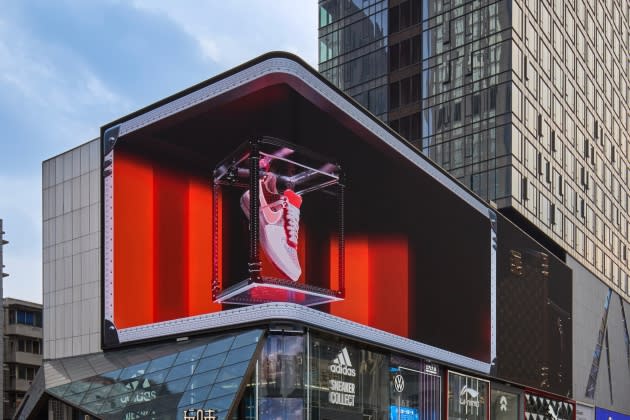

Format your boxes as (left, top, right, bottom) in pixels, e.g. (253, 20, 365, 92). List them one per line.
(0, 10, 133, 303)
(198, 37, 222, 63)
(131, 0, 318, 69)
(0, 15, 131, 129)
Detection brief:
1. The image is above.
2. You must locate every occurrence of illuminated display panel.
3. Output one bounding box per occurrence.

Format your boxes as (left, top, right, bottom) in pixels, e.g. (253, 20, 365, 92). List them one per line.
(102, 55, 496, 368)
(111, 147, 220, 329)
(211, 137, 345, 306)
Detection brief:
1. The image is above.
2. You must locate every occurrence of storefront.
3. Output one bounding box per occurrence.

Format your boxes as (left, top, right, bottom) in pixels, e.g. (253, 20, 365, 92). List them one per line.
(490, 383, 522, 420)
(27, 324, 448, 419)
(447, 371, 489, 420)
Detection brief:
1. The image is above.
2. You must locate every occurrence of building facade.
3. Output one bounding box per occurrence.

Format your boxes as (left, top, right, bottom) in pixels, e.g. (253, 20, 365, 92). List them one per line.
(41, 140, 101, 361)
(14, 53, 630, 419)
(318, 0, 630, 301)
(3, 299, 43, 419)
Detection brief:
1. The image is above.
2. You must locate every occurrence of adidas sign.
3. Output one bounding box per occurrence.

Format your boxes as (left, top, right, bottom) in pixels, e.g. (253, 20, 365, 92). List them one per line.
(329, 347, 356, 377)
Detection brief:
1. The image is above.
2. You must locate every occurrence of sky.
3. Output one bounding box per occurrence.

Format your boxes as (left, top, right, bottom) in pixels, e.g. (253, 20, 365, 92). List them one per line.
(0, 0, 318, 303)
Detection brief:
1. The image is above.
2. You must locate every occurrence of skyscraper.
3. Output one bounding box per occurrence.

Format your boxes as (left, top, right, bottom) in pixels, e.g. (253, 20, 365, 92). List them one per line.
(318, 0, 630, 299)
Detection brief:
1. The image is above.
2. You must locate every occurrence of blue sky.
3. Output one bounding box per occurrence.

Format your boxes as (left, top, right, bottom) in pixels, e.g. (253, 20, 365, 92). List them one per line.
(0, 0, 317, 303)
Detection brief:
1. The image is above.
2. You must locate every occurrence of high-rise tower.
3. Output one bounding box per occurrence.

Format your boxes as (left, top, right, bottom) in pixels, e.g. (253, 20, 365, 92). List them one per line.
(318, 0, 630, 299)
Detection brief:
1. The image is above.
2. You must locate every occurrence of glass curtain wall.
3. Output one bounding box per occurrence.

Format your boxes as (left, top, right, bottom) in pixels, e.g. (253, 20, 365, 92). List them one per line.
(319, 0, 389, 121)
(235, 330, 443, 420)
(421, 0, 513, 203)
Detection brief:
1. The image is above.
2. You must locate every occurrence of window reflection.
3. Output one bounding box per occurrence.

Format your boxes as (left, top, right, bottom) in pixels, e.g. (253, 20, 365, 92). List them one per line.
(259, 334, 305, 401)
(310, 334, 389, 419)
(318, 0, 388, 119)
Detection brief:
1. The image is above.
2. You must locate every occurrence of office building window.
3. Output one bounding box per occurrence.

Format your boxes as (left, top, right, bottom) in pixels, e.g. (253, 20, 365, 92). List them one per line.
(9, 309, 42, 327)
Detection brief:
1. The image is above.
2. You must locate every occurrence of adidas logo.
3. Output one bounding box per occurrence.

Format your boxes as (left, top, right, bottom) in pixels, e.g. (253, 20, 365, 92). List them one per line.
(329, 347, 356, 377)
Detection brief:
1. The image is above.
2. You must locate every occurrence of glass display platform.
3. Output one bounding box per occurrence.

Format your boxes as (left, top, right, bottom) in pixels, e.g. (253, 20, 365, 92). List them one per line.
(212, 136, 345, 306)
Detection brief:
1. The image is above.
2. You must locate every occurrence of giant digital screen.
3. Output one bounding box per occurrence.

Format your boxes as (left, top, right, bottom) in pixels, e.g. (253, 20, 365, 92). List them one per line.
(101, 54, 496, 370)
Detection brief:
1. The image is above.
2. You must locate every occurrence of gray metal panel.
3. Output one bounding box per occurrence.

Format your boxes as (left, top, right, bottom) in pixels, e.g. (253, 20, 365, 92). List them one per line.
(116, 302, 491, 374)
(113, 56, 489, 218)
(596, 333, 613, 409)
(604, 295, 630, 413)
(43, 139, 102, 359)
(80, 142, 90, 175)
(570, 255, 608, 404)
(569, 255, 630, 413)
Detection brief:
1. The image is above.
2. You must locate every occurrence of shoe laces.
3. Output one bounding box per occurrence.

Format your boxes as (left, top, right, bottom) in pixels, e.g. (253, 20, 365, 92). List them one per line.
(284, 201, 300, 246)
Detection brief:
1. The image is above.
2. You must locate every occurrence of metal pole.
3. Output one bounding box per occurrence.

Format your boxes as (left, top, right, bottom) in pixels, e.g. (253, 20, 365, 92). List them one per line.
(249, 140, 262, 281)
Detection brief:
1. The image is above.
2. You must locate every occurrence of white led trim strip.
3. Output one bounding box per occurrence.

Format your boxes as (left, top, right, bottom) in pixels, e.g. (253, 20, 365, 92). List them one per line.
(115, 57, 489, 217)
(103, 150, 114, 322)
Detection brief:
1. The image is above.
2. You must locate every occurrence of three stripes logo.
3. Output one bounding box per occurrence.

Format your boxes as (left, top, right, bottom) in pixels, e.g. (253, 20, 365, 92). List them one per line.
(329, 347, 356, 377)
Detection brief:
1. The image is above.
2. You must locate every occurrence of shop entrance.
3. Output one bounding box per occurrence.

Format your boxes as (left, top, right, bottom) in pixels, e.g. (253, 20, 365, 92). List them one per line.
(390, 366, 420, 419)
(390, 364, 442, 420)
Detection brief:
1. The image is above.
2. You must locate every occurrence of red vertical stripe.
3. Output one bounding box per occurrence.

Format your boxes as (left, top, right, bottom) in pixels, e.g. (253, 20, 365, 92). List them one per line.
(113, 151, 154, 329)
(188, 178, 222, 316)
(153, 169, 189, 322)
(330, 236, 370, 324)
(368, 236, 409, 337)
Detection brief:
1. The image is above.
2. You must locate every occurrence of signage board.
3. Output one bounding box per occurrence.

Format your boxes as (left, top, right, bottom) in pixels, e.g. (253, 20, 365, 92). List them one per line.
(447, 371, 489, 420)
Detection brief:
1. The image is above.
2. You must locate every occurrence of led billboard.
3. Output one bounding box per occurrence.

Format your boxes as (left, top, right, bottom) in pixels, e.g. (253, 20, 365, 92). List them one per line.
(101, 54, 496, 371)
